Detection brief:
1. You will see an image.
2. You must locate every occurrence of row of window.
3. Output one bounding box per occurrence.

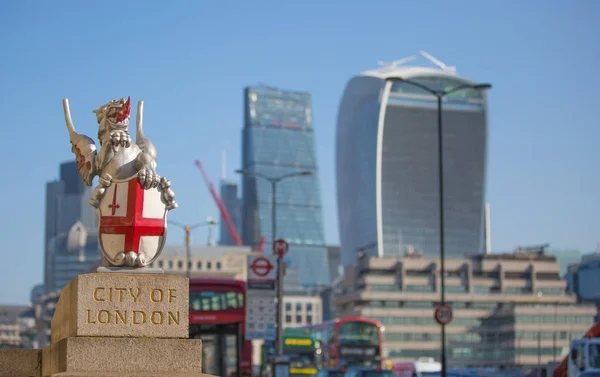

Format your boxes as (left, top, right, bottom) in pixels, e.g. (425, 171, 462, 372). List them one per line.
(155, 260, 222, 271)
(384, 347, 564, 359)
(497, 331, 579, 341)
(366, 284, 562, 295)
(285, 302, 315, 312)
(384, 332, 481, 342)
(372, 316, 481, 326)
(361, 268, 561, 281)
(515, 315, 592, 324)
(364, 300, 497, 309)
(285, 314, 314, 324)
(372, 314, 592, 327)
(383, 331, 580, 344)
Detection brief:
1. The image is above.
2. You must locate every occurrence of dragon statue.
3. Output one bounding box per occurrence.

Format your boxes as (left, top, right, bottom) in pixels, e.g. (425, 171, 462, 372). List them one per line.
(62, 97, 177, 268)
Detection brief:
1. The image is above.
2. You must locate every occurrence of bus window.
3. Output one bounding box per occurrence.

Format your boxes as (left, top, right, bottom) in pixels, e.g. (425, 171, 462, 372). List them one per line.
(190, 290, 245, 311)
(338, 321, 380, 345)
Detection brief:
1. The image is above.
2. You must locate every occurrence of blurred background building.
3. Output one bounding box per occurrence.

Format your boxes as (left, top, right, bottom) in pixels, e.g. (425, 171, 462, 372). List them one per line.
(336, 55, 488, 266)
(333, 249, 595, 368)
(241, 85, 330, 288)
(45, 161, 100, 293)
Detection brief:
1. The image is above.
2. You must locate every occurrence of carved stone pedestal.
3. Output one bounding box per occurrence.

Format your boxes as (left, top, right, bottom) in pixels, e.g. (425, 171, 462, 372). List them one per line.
(0, 272, 215, 377)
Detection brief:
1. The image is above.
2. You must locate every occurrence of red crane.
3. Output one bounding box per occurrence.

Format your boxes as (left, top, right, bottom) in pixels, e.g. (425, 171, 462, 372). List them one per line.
(194, 160, 265, 252)
(195, 160, 243, 246)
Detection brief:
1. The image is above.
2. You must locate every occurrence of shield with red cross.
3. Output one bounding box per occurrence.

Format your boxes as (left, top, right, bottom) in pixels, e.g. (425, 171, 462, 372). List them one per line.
(97, 176, 168, 266)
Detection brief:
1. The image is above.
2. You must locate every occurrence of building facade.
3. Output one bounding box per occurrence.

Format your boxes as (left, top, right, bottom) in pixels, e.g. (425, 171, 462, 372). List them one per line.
(148, 244, 324, 367)
(219, 180, 242, 246)
(335, 58, 489, 266)
(333, 251, 596, 368)
(0, 305, 29, 347)
(45, 161, 100, 292)
(565, 250, 600, 323)
(241, 85, 330, 287)
(327, 246, 342, 282)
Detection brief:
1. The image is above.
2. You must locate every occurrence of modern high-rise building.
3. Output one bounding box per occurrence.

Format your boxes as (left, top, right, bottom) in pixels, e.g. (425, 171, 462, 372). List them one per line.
(241, 85, 330, 287)
(219, 180, 241, 246)
(44, 161, 100, 292)
(336, 53, 490, 266)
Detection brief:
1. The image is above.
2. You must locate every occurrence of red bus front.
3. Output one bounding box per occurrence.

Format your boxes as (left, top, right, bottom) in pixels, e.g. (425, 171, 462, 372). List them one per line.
(312, 317, 383, 369)
(189, 278, 253, 377)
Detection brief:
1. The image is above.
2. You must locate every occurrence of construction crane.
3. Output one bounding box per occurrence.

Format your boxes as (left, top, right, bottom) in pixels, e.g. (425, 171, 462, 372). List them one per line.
(194, 160, 267, 253)
(195, 160, 243, 246)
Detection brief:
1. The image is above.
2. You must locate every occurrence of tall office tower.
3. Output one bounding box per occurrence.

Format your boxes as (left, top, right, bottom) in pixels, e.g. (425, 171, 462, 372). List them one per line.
(44, 161, 101, 292)
(219, 152, 242, 246)
(241, 85, 330, 287)
(336, 53, 489, 266)
(219, 181, 241, 245)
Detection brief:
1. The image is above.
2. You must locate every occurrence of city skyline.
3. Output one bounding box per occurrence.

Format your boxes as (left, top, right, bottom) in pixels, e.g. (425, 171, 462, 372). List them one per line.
(0, 1, 598, 304)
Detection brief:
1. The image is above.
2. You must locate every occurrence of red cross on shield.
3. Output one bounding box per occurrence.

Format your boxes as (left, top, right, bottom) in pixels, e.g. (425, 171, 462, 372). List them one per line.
(98, 176, 168, 266)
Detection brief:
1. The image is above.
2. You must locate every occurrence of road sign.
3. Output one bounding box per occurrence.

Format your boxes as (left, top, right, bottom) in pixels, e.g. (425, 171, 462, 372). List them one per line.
(247, 255, 277, 290)
(434, 304, 453, 325)
(246, 254, 278, 340)
(250, 256, 274, 277)
(273, 239, 289, 258)
(245, 289, 276, 341)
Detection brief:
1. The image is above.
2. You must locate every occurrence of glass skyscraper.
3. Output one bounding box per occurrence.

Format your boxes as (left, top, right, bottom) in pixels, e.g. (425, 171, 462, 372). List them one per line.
(241, 85, 330, 287)
(219, 180, 241, 246)
(336, 62, 489, 266)
(45, 161, 101, 292)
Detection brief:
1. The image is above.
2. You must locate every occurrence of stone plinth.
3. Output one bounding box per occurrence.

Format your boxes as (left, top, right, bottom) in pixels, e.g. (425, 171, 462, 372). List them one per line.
(41, 337, 203, 376)
(51, 273, 189, 342)
(36, 272, 215, 377)
(0, 348, 41, 377)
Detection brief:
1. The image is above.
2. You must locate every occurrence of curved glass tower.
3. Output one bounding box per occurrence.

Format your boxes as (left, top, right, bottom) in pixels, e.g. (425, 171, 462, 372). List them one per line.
(336, 64, 489, 266)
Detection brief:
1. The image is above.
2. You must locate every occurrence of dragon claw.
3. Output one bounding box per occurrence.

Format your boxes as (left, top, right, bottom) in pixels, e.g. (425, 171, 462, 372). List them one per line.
(138, 166, 161, 190)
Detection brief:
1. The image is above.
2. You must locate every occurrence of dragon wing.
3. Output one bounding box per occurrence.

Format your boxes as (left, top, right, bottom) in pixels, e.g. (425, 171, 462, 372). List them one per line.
(135, 100, 157, 161)
(63, 98, 98, 186)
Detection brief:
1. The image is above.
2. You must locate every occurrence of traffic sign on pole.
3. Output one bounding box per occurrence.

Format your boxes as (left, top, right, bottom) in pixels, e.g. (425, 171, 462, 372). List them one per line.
(250, 256, 274, 277)
(246, 254, 277, 341)
(247, 255, 277, 290)
(272, 239, 289, 258)
(434, 304, 453, 325)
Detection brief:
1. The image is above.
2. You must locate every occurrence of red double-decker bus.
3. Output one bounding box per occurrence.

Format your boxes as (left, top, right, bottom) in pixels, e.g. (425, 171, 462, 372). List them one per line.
(189, 278, 253, 377)
(308, 317, 383, 369)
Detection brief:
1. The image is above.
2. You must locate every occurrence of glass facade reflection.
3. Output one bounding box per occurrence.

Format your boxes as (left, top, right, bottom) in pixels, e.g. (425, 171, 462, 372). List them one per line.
(241, 86, 330, 286)
(336, 71, 488, 266)
(219, 181, 241, 246)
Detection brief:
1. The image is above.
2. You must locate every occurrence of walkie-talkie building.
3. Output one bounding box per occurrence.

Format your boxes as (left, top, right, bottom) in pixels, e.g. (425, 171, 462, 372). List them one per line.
(336, 55, 490, 266)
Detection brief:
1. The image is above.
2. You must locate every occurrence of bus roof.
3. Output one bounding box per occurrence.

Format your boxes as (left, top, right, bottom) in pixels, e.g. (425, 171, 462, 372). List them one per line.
(189, 278, 245, 288)
(310, 317, 382, 328)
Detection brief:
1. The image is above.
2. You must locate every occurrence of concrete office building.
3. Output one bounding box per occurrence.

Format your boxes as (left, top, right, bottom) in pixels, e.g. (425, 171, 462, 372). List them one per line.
(149, 246, 324, 319)
(333, 250, 596, 368)
(335, 53, 489, 266)
(565, 248, 600, 322)
(0, 305, 29, 347)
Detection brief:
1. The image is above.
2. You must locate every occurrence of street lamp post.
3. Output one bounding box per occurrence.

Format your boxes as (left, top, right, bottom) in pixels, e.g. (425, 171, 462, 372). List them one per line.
(169, 218, 218, 278)
(236, 168, 312, 357)
(389, 77, 491, 377)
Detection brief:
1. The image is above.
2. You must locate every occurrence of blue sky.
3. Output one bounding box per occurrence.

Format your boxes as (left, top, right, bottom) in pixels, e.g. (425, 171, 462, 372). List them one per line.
(0, 1, 598, 304)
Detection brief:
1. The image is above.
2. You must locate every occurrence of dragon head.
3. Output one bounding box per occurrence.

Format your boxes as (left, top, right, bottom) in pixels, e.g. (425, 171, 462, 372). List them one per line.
(93, 97, 131, 142)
